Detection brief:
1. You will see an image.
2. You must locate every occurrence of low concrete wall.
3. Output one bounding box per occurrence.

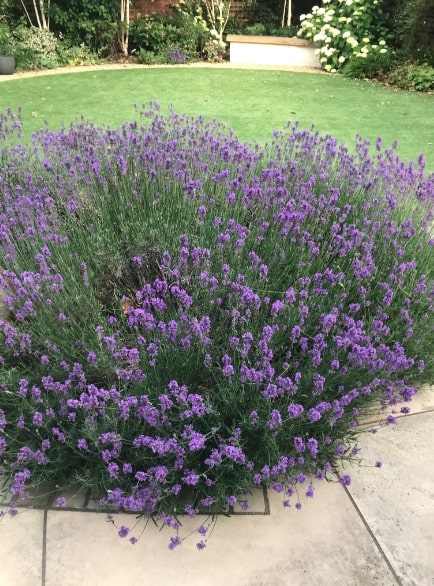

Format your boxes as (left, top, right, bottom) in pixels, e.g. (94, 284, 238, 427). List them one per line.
(227, 35, 321, 69)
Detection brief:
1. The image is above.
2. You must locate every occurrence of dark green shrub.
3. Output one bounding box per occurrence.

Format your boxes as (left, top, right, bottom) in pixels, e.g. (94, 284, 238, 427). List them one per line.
(56, 42, 97, 67)
(129, 16, 177, 54)
(244, 22, 267, 36)
(135, 45, 189, 65)
(0, 21, 13, 54)
(388, 61, 434, 91)
(270, 25, 298, 37)
(223, 15, 245, 35)
(393, 0, 434, 54)
(0, 0, 21, 27)
(413, 47, 434, 67)
(129, 13, 204, 58)
(341, 51, 396, 79)
(248, 3, 280, 30)
(136, 48, 168, 65)
(242, 23, 298, 37)
(48, 0, 118, 56)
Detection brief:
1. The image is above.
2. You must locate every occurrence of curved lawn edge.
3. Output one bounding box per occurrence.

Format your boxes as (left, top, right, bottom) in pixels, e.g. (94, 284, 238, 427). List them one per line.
(0, 61, 327, 83)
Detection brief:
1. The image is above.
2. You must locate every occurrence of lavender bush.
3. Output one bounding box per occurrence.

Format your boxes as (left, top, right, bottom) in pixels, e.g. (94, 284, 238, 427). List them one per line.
(0, 104, 433, 548)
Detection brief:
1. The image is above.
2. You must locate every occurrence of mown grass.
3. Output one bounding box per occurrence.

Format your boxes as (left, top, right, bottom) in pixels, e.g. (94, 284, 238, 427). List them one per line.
(1, 65, 433, 170)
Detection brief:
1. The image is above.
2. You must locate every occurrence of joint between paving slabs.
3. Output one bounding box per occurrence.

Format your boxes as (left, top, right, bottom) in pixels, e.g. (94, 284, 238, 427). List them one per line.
(342, 484, 403, 586)
(41, 509, 47, 586)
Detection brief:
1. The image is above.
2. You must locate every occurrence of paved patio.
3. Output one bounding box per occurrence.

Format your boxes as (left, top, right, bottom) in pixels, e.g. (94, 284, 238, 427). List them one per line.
(1, 387, 433, 586)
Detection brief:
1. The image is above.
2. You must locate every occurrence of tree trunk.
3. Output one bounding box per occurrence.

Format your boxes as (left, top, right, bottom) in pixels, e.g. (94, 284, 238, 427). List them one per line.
(119, 0, 129, 56)
(282, 0, 292, 27)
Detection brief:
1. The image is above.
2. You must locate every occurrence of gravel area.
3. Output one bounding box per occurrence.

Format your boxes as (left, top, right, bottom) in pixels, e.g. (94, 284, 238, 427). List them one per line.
(0, 60, 326, 82)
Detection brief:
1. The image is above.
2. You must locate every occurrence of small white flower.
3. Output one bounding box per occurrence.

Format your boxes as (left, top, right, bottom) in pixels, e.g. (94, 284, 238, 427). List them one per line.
(338, 55, 346, 64)
(379, 40, 386, 46)
(300, 13, 306, 20)
(362, 37, 369, 43)
(325, 63, 332, 71)
(379, 48, 387, 54)
(342, 31, 351, 38)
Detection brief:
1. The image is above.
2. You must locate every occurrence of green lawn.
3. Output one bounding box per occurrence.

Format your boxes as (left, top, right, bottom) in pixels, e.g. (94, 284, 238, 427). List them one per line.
(1, 65, 434, 171)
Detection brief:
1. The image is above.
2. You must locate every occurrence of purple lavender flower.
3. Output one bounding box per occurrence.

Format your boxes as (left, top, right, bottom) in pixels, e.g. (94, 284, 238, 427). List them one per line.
(338, 475, 352, 486)
(168, 536, 182, 550)
(0, 104, 432, 552)
(32, 412, 43, 427)
(118, 526, 129, 538)
(77, 439, 88, 451)
(305, 485, 315, 498)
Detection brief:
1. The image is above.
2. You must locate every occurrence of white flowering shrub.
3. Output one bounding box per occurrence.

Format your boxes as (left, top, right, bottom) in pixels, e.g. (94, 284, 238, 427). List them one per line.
(297, 0, 392, 72)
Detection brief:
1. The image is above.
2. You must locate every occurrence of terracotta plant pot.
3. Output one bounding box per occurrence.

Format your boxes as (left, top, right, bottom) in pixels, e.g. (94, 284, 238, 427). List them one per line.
(0, 55, 16, 75)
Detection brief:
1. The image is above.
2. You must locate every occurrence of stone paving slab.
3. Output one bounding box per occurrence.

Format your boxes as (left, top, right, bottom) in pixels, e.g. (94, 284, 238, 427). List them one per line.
(346, 411, 434, 586)
(43, 480, 397, 586)
(0, 508, 44, 586)
(408, 385, 434, 416)
(357, 385, 434, 428)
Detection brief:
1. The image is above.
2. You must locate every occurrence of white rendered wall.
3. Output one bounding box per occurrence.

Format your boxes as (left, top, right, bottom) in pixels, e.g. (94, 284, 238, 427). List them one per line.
(227, 36, 321, 69)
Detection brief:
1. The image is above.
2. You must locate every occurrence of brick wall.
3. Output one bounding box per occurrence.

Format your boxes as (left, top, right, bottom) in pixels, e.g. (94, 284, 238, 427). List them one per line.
(131, 0, 250, 19)
(131, 0, 171, 18)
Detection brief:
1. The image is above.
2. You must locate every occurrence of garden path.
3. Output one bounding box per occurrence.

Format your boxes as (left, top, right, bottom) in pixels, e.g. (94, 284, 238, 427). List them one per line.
(0, 61, 326, 83)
